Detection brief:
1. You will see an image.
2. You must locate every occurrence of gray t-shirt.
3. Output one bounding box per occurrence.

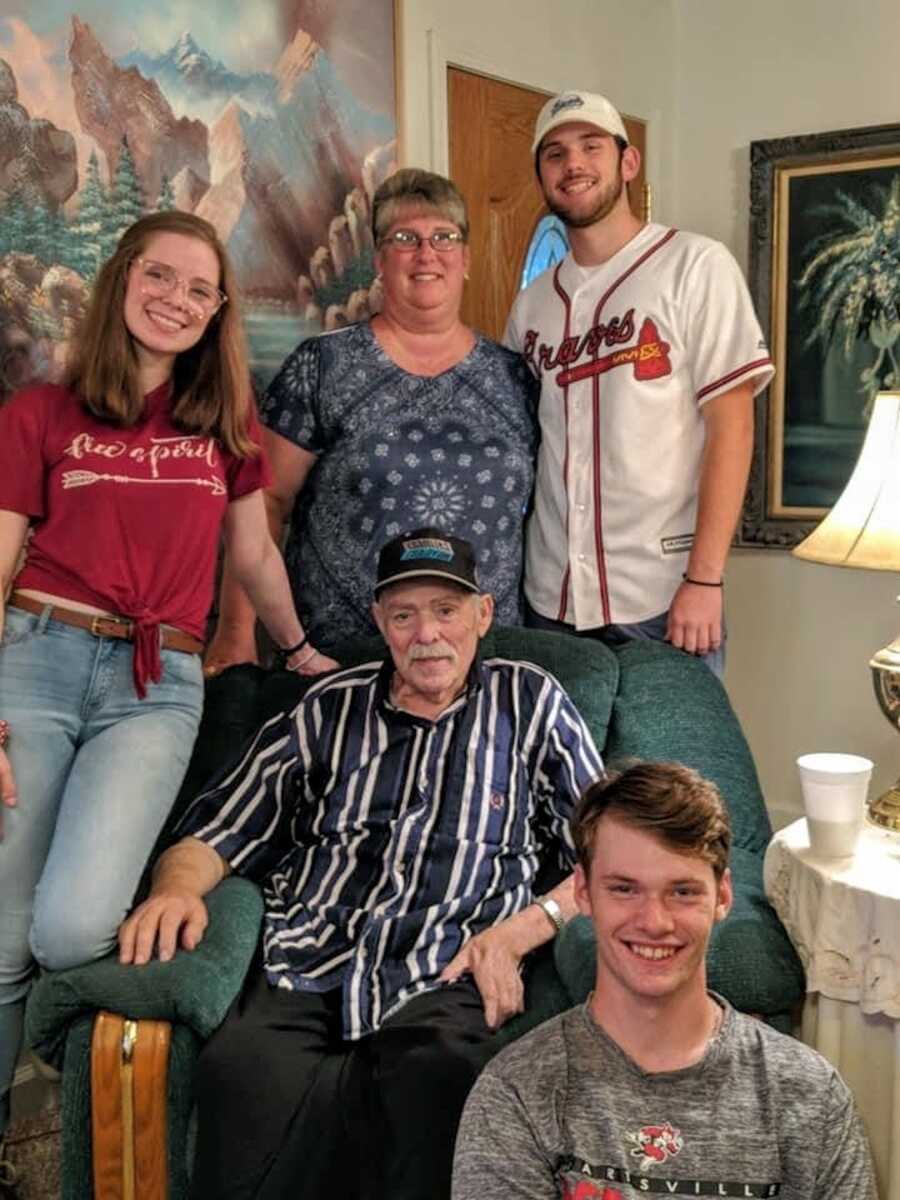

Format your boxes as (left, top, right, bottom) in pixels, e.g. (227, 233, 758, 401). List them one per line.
(453, 998, 876, 1199)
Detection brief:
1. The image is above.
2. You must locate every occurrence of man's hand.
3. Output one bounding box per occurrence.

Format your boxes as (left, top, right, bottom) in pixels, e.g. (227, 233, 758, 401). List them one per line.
(203, 622, 259, 678)
(666, 379, 753, 661)
(665, 580, 723, 657)
(118, 889, 209, 965)
(440, 925, 526, 1030)
(0, 747, 16, 840)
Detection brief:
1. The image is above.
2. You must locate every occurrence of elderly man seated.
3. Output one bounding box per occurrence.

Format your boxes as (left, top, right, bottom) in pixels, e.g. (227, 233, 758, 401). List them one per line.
(118, 527, 604, 1200)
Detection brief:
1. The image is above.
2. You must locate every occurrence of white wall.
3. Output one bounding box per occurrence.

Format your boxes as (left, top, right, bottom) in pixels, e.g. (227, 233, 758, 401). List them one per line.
(672, 0, 900, 815)
(396, 0, 900, 819)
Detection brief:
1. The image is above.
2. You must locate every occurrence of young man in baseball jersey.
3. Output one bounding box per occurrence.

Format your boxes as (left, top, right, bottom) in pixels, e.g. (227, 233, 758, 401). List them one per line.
(452, 763, 877, 1199)
(506, 91, 774, 676)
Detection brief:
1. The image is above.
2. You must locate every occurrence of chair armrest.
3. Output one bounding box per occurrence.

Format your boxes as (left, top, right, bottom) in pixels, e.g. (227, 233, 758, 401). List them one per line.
(707, 846, 805, 1015)
(552, 914, 596, 1006)
(25, 877, 263, 1067)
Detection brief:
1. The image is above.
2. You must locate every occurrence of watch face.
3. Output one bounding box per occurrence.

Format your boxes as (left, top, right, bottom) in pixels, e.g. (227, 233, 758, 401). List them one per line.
(538, 896, 564, 932)
(873, 667, 900, 729)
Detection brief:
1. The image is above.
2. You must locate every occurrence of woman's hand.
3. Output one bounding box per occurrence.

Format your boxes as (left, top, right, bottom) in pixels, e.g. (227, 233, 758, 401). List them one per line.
(0, 746, 18, 840)
(203, 622, 259, 678)
(286, 648, 339, 676)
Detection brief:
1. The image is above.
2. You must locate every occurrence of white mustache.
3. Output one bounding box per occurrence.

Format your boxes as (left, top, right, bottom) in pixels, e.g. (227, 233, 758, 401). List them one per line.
(408, 642, 457, 662)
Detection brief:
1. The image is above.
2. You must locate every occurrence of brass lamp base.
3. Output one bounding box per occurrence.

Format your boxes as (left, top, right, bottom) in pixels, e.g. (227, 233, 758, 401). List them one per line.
(867, 780, 900, 831)
(868, 630, 900, 830)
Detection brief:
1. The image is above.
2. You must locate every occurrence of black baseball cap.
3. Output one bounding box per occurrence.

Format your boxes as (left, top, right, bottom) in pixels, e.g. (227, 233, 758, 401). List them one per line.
(374, 528, 480, 597)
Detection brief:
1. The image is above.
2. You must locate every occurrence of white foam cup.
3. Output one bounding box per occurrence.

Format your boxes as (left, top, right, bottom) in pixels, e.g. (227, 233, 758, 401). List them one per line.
(796, 753, 873, 857)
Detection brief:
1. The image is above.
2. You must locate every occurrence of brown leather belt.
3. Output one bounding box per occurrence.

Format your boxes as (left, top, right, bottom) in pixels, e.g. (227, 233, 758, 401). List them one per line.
(9, 592, 204, 656)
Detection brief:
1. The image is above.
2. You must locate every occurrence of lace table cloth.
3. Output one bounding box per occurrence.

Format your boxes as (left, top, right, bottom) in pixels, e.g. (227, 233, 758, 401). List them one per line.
(765, 819, 900, 1017)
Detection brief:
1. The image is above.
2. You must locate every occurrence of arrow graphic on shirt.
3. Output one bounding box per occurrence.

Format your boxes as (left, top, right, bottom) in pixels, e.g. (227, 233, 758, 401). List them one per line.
(555, 318, 672, 386)
(62, 469, 227, 496)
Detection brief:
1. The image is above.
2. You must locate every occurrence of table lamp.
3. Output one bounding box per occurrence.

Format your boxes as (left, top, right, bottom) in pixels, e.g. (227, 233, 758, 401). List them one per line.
(792, 390, 900, 831)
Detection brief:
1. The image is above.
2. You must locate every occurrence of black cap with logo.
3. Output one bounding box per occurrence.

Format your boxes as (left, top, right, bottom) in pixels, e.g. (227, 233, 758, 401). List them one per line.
(374, 527, 480, 597)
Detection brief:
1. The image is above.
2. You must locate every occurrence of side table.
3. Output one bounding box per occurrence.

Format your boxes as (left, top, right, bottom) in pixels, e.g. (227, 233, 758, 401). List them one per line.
(765, 818, 900, 1200)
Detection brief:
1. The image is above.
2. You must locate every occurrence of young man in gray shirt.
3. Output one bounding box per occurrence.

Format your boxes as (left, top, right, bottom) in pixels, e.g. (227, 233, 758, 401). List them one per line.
(452, 762, 876, 1199)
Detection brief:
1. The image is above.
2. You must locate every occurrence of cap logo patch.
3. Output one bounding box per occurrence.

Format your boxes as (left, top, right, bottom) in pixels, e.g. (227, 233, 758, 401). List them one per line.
(550, 93, 584, 117)
(401, 537, 454, 562)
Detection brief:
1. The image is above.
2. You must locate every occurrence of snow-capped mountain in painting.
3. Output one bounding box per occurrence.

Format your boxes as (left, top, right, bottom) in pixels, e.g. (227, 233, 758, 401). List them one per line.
(0, 3, 398, 390)
(119, 31, 275, 121)
(71, 19, 393, 294)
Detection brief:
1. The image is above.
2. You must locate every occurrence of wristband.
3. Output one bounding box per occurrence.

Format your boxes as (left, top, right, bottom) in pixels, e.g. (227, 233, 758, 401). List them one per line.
(279, 635, 309, 660)
(535, 894, 565, 936)
(681, 574, 723, 588)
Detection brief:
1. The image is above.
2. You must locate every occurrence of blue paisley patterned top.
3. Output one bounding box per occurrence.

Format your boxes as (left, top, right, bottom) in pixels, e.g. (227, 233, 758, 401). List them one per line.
(259, 322, 539, 653)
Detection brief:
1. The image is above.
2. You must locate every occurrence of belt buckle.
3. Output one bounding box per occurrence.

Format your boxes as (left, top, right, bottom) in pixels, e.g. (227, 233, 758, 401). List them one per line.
(90, 614, 130, 639)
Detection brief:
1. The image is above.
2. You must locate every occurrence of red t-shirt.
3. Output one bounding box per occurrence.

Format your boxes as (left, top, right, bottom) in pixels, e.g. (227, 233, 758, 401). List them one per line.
(0, 382, 270, 693)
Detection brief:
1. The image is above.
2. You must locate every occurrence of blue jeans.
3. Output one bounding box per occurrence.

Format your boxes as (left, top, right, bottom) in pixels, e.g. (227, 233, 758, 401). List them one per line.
(524, 602, 726, 679)
(0, 605, 204, 1137)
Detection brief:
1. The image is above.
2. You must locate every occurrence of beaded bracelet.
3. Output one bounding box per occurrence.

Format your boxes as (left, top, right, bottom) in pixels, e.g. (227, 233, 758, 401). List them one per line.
(285, 646, 317, 673)
(0, 719, 8, 748)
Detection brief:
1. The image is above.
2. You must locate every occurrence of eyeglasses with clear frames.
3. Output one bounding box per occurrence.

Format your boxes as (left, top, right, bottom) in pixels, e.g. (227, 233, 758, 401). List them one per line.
(133, 258, 228, 319)
(379, 229, 466, 254)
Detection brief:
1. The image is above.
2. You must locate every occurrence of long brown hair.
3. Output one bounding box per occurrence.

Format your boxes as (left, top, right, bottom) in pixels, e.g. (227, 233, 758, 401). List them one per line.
(66, 211, 257, 456)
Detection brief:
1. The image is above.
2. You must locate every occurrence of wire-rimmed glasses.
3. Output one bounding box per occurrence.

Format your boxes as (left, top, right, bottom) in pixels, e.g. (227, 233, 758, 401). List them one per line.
(133, 258, 227, 319)
(379, 230, 466, 254)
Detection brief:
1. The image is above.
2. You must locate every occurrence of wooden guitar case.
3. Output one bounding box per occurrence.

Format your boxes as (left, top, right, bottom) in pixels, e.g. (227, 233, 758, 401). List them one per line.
(90, 1012, 171, 1200)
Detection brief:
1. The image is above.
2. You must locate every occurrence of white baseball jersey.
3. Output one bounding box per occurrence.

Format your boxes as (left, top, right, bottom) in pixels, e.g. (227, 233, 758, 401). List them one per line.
(505, 223, 774, 629)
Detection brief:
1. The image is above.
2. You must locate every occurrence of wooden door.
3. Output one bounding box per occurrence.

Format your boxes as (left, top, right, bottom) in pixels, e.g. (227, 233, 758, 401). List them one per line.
(448, 69, 647, 340)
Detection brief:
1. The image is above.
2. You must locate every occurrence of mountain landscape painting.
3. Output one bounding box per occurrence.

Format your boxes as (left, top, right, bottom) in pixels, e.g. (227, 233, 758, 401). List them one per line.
(0, 0, 397, 399)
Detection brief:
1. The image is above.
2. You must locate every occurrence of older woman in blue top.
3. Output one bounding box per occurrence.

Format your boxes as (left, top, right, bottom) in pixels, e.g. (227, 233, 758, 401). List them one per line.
(206, 168, 538, 669)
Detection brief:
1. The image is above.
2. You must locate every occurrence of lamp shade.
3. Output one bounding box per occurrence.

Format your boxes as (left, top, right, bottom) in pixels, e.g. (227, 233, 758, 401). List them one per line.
(793, 391, 900, 570)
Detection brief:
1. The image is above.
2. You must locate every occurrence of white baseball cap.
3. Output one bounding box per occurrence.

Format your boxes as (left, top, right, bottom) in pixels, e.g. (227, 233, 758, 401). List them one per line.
(532, 91, 628, 153)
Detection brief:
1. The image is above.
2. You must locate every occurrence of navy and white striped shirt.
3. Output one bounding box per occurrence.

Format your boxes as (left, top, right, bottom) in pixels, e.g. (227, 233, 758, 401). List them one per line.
(180, 655, 604, 1039)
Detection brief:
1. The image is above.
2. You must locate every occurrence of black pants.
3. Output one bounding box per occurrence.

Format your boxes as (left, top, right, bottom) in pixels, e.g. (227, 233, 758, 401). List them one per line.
(191, 970, 497, 1200)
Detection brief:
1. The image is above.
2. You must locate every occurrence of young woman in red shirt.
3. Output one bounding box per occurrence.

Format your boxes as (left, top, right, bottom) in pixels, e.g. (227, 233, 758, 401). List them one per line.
(0, 211, 335, 1148)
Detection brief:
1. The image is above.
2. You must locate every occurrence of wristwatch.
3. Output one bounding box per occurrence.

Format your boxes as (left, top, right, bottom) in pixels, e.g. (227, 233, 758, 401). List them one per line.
(535, 894, 565, 936)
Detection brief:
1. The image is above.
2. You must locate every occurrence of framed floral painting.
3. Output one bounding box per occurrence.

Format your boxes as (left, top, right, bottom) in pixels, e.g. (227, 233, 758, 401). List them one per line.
(740, 123, 900, 548)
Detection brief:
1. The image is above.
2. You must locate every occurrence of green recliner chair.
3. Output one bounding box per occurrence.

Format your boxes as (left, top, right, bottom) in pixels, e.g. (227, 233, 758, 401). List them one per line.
(25, 630, 805, 1199)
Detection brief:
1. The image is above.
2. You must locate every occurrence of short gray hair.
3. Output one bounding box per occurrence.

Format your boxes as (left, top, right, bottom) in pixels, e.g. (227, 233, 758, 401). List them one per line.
(372, 168, 469, 243)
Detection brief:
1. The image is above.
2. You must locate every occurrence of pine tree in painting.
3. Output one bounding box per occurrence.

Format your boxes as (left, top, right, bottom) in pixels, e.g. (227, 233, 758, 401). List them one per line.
(71, 151, 108, 279)
(2, 189, 35, 258)
(0, 193, 17, 256)
(29, 197, 54, 265)
(157, 173, 176, 212)
(47, 206, 75, 271)
(105, 136, 144, 257)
